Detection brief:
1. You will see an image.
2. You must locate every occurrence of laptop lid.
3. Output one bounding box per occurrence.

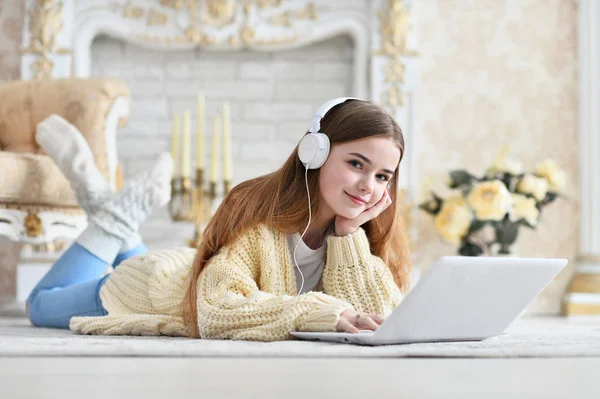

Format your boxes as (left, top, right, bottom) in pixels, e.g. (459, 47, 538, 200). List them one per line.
(372, 256, 567, 343)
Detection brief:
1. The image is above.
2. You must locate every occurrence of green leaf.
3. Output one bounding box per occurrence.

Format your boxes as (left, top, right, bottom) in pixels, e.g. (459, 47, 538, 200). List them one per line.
(448, 170, 475, 188)
(518, 219, 537, 230)
(458, 241, 484, 256)
(495, 219, 520, 245)
(467, 220, 487, 235)
(539, 192, 558, 207)
(419, 201, 440, 216)
(418, 194, 442, 216)
(500, 173, 514, 191)
(434, 192, 444, 202)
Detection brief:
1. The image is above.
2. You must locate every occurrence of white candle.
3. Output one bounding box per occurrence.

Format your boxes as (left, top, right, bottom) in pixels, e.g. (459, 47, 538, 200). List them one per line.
(211, 115, 221, 183)
(222, 102, 232, 181)
(181, 110, 191, 178)
(196, 93, 205, 170)
(170, 114, 180, 178)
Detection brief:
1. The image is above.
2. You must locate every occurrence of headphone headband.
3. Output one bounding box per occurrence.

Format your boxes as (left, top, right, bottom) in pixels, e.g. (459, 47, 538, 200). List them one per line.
(307, 97, 361, 134)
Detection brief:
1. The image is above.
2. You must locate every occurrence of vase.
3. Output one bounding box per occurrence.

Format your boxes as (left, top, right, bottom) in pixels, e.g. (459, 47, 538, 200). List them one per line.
(460, 226, 519, 257)
(488, 242, 519, 257)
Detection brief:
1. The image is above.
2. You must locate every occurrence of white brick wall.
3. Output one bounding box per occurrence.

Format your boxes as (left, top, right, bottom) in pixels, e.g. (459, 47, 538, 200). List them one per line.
(91, 35, 353, 249)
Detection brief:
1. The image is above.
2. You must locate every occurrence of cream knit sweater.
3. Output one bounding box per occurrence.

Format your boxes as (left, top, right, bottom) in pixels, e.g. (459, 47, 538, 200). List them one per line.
(70, 225, 403, 341)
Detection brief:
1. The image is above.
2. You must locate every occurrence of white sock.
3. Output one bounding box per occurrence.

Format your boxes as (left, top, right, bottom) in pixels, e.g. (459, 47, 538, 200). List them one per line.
(89, 152, 173, 241)
(76, 223, 123, 264)
(36, 114, 143, 254)
(121, 232, 142, 252)
(36, 114, 111, 215)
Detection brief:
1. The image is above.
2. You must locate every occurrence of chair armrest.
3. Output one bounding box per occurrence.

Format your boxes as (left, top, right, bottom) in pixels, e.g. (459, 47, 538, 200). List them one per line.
(0, 78, 130, 188)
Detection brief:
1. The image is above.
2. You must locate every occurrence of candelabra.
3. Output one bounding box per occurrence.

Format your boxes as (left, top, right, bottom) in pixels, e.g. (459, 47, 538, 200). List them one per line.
(168, 169, 231, 248)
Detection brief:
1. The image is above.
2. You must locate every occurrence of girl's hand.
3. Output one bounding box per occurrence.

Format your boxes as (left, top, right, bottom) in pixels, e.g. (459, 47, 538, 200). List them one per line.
(336, 309, 385, 333)
(334, 187, 392, 236)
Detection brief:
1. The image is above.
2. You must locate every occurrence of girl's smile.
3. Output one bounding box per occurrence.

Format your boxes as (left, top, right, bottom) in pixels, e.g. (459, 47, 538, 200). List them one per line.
(345, 191, 368, 206)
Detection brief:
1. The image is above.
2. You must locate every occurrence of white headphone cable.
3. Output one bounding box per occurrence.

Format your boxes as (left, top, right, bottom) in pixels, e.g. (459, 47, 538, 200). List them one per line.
(293, 166, 311, 295)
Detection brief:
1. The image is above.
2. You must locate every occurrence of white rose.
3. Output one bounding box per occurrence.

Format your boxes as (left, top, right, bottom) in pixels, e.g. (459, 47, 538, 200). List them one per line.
(510, 193, 539, 227)
(535, 159, 566, 192)
(490, 147, 522, 175)
(516, 174, 548, 202)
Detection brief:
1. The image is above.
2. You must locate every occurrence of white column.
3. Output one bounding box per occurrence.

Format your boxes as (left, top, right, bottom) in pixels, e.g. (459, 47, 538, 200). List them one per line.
(369, 0, 420, 288)
(562, 0, 600, 315)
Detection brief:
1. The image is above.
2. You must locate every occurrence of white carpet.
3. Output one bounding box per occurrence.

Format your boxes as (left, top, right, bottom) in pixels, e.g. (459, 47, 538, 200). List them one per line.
(1, 316, 599, 358)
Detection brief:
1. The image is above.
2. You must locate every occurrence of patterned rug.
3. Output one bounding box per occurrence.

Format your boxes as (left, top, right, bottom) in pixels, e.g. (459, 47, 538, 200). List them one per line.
(1, 316, 599, 358)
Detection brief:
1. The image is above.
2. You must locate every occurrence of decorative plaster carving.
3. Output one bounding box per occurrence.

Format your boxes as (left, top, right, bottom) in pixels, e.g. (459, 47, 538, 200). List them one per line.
(22, 0, 67, 79)
(374, 0, 418, 109)
(119, 0, 317, 47)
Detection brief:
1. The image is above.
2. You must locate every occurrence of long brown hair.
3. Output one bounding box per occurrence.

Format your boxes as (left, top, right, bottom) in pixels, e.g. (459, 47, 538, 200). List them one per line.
(182, 99, 411, 337)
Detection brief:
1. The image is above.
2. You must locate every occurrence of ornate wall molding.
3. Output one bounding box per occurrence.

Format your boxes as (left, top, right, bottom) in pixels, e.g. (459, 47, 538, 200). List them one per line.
(122, 0, 320, 47)
(21, 0, 68, 79)
(68, 2, 371, 100)
(20, 1, 418, 115)
(374, 0, 418, 109)
(0, 207, 87, 245)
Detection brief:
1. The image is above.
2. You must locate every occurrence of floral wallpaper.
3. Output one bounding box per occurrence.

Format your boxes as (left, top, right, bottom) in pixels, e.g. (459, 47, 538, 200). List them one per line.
(0, 0, 579, 314)
(414, 0, 578, 314)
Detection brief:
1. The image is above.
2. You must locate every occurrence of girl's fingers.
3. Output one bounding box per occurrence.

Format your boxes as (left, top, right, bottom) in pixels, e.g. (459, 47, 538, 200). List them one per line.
(349, 188, 394, 229)
(369, 314, 385, 325)
(357, 316, 380, 331)
(338, 319, 360, 334)
(362, 191, 391, 219)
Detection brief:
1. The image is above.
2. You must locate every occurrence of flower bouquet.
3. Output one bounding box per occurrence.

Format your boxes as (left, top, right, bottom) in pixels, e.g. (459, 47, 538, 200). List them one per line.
(419, 148, 566, 256)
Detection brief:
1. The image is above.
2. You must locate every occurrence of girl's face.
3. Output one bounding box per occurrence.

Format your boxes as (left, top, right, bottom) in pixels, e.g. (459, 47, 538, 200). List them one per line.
(318, 136, 402, 220)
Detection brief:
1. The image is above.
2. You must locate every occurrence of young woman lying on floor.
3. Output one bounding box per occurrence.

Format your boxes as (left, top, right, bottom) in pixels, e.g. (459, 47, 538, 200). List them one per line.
(27, 97, 410, 341)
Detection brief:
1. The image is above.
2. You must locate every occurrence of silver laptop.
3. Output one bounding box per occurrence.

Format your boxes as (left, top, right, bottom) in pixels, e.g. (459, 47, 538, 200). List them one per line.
(291, 256, 567, 346)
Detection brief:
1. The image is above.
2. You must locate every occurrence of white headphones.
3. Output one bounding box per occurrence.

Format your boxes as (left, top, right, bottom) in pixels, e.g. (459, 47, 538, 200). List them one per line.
(297, 97, 362, 169)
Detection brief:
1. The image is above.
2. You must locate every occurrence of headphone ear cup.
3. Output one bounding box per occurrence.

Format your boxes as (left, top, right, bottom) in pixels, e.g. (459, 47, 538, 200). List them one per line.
(298, 133, 330, 169)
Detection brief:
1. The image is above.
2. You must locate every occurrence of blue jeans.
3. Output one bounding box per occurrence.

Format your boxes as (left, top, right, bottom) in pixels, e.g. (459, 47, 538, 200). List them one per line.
(26, 242, 148, 329)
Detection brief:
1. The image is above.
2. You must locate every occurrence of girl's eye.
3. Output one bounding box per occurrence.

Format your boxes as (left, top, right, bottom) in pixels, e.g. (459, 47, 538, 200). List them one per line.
(348, 160, 362, 169)
(349, 160, 391, 182)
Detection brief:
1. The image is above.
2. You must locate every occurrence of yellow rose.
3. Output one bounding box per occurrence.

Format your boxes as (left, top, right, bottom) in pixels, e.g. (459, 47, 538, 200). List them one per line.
(434, 197, 472, 244)
(490, 147, 522, 175)
(535, 159, 566, 192)
(467, 180, 512, 221)
(516, 174, 548, 201)
(510, 193, 539, 227)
